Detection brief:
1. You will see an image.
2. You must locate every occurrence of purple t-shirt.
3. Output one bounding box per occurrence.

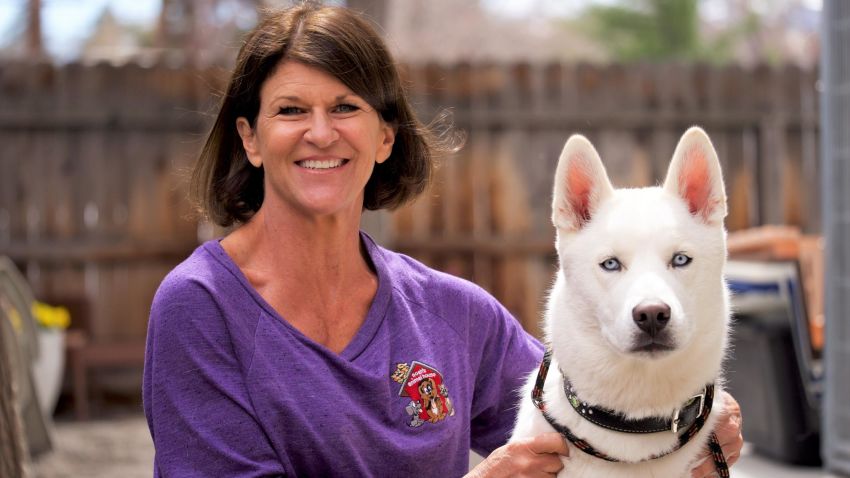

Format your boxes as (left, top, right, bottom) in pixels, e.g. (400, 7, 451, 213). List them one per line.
(143, 233, 543, 477)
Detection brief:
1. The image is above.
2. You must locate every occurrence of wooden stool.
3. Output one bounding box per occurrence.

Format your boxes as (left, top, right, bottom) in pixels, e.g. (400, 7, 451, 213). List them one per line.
(65, 330, 146, 420)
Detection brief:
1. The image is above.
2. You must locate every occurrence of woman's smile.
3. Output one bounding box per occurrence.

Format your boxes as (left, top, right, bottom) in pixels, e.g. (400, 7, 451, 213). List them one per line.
(296, 157, 349, 170)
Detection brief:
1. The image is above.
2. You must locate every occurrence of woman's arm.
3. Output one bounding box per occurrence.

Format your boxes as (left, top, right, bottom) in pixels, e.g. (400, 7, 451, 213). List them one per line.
(144, 278, 285, 477)
(467, 433, 569, 478)
(690, 391, 744, 478)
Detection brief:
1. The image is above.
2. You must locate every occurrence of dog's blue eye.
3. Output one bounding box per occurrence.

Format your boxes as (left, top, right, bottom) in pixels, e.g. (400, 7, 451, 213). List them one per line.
(671, 253, 692, 268)
(600, 258, 622, 272)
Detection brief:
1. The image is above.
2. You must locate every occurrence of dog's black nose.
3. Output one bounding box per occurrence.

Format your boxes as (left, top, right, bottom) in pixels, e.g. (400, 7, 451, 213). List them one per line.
(632, 302, 671, 337)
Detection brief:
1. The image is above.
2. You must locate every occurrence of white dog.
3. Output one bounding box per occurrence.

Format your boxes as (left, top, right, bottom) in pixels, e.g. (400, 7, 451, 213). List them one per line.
(510, 127, 730, 477)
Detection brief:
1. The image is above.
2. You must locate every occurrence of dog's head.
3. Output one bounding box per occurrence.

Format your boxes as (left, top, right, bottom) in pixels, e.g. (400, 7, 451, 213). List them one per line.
(548, 127, 728, 364)
(418, 378, 438, 400)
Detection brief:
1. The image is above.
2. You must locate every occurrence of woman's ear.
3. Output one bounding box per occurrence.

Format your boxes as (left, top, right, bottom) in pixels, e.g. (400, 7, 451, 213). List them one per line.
(375, 123, 396, 164)
(236, 117, 263, 168)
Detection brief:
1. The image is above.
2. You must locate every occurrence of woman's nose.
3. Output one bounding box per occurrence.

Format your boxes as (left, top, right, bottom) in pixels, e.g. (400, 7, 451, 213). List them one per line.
(304, 112, 339, 148)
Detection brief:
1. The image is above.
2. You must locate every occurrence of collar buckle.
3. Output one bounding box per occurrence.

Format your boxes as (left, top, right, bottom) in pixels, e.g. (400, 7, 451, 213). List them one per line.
(671, 391, 706, 434)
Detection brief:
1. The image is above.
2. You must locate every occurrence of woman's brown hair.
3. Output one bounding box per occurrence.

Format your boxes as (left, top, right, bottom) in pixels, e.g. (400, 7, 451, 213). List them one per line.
(192, 3, 452, 227)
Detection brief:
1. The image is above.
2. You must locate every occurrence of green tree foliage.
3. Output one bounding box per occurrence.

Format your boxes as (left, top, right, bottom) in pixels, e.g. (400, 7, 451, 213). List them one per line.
(582, 0, 757, 63)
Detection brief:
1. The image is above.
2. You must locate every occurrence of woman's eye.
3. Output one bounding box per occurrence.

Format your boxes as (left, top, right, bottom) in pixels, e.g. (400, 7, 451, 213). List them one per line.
(600, 258, 622, 272)
(671, 253, 692, 268)
(334, 103, 359, 114)
(278, 106, 303, 116)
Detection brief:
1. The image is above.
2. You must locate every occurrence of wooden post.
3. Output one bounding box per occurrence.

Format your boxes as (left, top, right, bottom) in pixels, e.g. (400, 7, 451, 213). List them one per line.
(26, 0, 44, 60)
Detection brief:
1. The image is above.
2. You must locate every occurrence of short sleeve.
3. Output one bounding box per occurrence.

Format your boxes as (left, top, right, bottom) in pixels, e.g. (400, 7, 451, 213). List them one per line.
(143, 276, 286, 477)
(468, 298, 544, 455)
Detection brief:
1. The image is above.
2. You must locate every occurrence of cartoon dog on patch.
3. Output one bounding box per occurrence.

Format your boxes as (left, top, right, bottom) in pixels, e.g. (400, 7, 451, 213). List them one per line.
(419, 377, 447, 423)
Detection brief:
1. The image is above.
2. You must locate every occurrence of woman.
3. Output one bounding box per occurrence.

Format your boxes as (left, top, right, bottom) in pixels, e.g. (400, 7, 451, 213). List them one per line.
(143, 4, 742, 477)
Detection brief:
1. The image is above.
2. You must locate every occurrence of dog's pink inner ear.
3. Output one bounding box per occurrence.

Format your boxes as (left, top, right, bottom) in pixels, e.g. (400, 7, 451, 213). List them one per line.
(678, 146, 715, 220)
(566, 156, 594, 227)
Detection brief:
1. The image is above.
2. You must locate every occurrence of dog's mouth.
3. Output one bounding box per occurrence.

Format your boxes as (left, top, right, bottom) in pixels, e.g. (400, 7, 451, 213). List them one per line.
(630, 334, 676, 355)
(631, 343, 675, 354)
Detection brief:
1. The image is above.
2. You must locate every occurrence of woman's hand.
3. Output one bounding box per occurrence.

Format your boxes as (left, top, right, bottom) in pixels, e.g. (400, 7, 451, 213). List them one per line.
(691, 391, 744, 478)
(466, 432, 569, 478)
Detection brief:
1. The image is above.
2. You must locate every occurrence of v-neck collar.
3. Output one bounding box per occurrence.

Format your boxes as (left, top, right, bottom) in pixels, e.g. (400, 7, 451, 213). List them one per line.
(206, 231, 392, 362)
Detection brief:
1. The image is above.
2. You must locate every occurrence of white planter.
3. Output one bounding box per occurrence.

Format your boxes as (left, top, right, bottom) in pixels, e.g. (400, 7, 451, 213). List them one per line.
(32, 328, 65, 417)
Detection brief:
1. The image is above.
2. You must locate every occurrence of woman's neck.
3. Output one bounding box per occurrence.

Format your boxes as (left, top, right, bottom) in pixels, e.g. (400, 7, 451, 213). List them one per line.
(224, 205, 370, 286)
(220, 204, 379, 353)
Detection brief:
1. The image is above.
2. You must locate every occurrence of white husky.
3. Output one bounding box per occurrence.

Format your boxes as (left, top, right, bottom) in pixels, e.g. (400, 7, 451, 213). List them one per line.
(510, 127, 730, 477)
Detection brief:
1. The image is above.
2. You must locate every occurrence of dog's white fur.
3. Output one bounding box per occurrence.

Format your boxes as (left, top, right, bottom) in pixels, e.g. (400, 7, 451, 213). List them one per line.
(510, 127, 730, 477)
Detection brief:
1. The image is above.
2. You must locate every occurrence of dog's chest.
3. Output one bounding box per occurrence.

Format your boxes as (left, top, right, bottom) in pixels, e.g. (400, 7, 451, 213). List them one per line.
(512, 358, 720, 478)
(557, 449, 698, 478)
(520, 408, 709, 478)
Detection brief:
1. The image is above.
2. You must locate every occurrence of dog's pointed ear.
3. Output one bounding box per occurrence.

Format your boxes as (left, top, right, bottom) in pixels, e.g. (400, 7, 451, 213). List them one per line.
(552, 135, 614, 232)
(663, 127, 727, 225)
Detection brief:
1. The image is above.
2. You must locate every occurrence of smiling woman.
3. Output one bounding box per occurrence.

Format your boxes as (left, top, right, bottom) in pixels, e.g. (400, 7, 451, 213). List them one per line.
(144, 5, 557, 477)
(190, 5, 443, 227)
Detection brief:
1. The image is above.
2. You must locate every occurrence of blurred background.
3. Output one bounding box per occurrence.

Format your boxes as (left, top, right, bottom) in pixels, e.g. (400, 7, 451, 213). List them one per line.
(0, 0, 846, 477)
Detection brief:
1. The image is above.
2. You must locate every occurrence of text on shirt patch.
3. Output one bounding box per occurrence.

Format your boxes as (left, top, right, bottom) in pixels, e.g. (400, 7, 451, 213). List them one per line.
(392, 361, 455, 427)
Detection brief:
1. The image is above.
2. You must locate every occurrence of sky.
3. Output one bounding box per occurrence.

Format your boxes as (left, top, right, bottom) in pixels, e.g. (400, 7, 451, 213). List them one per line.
(0, 0, 161, 61)
(0, 0, 824, 62)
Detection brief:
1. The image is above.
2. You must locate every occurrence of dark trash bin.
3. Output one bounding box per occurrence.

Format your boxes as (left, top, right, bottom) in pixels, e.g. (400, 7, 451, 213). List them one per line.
(726, 310, 821, 466)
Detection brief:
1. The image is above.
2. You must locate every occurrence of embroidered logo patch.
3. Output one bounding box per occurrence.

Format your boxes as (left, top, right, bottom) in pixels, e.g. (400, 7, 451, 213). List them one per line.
(392, 361, 455, 427)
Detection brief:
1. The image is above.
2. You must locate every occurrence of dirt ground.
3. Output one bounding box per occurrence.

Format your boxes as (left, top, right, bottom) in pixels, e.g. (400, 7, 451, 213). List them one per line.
(26, 413, 154, 478)
(21, 408, 834, 478)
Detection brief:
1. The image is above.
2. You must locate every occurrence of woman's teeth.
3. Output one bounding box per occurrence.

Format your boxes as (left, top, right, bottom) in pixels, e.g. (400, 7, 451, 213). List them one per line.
(300, 159, 345, 170)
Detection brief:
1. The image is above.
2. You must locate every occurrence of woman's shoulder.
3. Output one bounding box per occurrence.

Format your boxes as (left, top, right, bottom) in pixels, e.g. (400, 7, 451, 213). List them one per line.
(370, 239, 540, 358)
(148, 240, 264, 354)
(371, 240, 502, 313)
(153, 240, 241, 309)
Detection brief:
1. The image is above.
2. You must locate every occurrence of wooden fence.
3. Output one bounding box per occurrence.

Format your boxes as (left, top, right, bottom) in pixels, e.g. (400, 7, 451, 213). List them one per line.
(387, 62, 821, 334)
(0, 61, 218, 345)
(0, 61, 820, 345)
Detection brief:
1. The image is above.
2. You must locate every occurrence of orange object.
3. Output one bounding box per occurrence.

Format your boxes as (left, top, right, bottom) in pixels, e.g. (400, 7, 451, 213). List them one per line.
(727, 226, 824, 353)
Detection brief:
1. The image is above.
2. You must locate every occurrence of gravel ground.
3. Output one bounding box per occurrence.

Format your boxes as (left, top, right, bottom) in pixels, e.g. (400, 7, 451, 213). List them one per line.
(26, 414, 154, 478)
(23, 413, 836, 478)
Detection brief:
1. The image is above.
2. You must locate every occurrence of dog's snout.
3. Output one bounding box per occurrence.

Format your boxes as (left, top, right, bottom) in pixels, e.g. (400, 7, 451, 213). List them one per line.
(632, 301, 671, 337)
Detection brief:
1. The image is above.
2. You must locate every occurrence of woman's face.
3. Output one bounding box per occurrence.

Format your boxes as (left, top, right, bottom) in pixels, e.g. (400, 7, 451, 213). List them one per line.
(236, 61, 395, 221)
